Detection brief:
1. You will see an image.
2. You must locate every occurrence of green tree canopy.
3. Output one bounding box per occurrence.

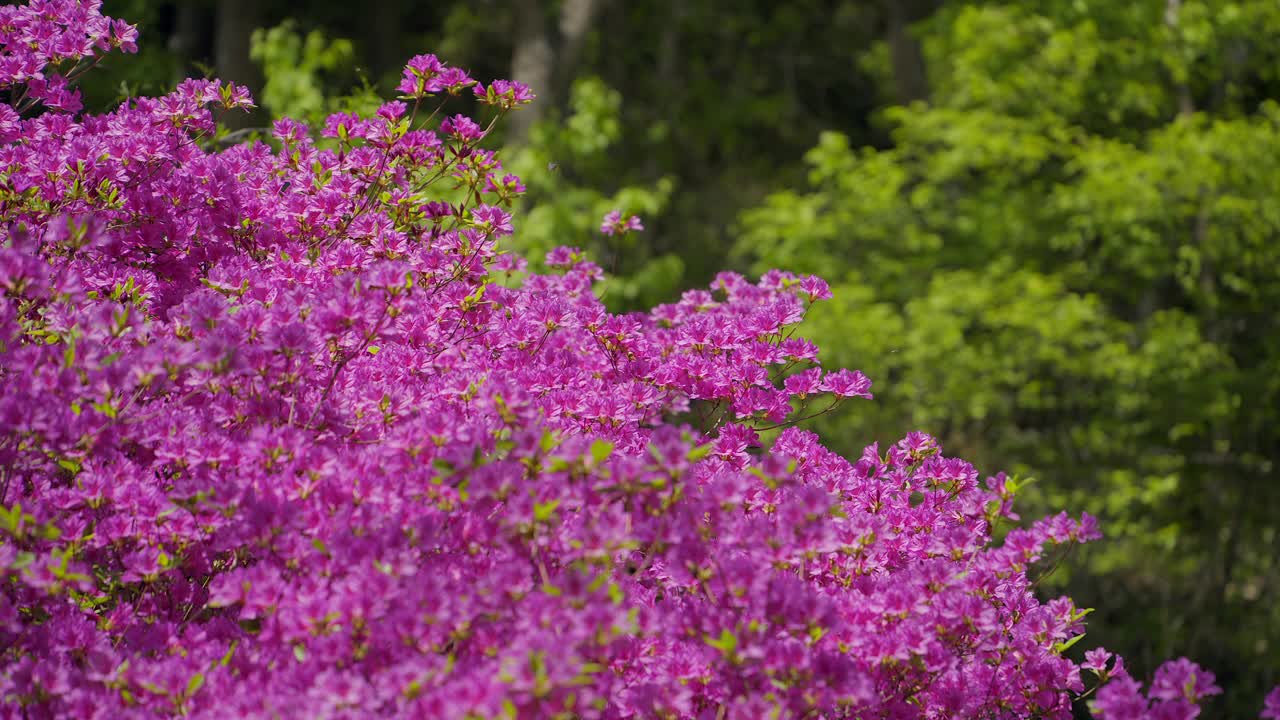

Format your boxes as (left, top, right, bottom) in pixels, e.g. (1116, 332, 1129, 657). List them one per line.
(736, 2, 1280, 712)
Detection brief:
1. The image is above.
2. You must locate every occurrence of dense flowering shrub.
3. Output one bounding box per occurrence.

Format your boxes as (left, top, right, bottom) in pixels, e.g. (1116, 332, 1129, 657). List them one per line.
(0, 1, 1274, 718)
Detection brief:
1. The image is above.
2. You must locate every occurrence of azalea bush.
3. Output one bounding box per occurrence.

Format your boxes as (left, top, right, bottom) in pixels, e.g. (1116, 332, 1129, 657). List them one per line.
(0, 2, 1274, 718)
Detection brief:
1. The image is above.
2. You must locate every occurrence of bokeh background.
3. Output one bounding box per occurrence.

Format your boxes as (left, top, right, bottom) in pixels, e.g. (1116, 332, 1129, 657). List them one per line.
(89, 0, 1280, 714)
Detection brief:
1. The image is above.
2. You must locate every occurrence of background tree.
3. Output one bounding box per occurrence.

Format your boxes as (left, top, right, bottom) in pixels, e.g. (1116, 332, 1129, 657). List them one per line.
(736, 2, 1280, 714)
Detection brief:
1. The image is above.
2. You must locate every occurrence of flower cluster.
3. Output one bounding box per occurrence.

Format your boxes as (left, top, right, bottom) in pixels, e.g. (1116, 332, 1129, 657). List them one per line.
(0, 2, 1275, 718)
(0, 0, 137, 114)
(1083, 651, 1224, 719)
(1264, 687, 1280, 719)
(600, 210, 644, 236)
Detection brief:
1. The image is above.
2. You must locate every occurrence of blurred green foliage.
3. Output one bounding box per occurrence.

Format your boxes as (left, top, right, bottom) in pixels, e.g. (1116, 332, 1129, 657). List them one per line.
(250, 20, 380, 125)
(736, 1, 1280, 711)
(505, 77, 680, 309)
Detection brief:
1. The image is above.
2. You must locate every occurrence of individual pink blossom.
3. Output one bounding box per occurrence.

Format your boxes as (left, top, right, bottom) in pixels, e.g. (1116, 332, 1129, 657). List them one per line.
(474, 79, 535, 110)
(1262, 686, 1280, 719)
(818, 368, 873, 399)
(600, 209, 644, 235)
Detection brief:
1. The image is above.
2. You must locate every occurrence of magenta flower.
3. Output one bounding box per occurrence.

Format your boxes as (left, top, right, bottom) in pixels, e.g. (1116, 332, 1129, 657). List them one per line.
(440, 113, 485, 143)
(783, 367, 823, 397)
(435, 66, 477, 95)
(474, 80, 536, 110)
(600, 209, 644, 235)
(1262, 686, 1280, 719)
(818, 368, 873, 399)
(797, 274, 832, 301)
(1083, 647, 1115, 674)
(1150, 659, 1222, 703)
(397, 53, 444, 96)
(1093, 676, 1149, 720)
(470, 204, 513, 237)
(484, 172, 526, 200)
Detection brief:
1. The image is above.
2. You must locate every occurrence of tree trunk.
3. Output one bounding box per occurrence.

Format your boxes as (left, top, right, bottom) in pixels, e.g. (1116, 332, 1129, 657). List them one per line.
(507, 0, 556, 144)
(365, 2, 403, 81)
(215, 0, 263, 129)
(1165, 0, 1196, 117)
(554, 0, 603, 97)
(650, 0, 683, 175)
(507, 0, 605, 145)
(168, 1, 204, 63)
(884, 0, 933, 105)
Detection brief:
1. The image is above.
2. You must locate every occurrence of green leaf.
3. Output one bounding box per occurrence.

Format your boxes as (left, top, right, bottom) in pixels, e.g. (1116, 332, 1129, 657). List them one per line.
(589, 439, 614, 465)
(687, 442, 714, 462)
(1054, 633, 1085, 654)
(533, 499, 561, 523)
(539, 431, 559, 454)
(0, 503, 22, 534)
(219, 641, 238, 667)
(705, 628, 738, 657)
(186, 672, 205, 697)
(1072, 607, 1095, 622)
